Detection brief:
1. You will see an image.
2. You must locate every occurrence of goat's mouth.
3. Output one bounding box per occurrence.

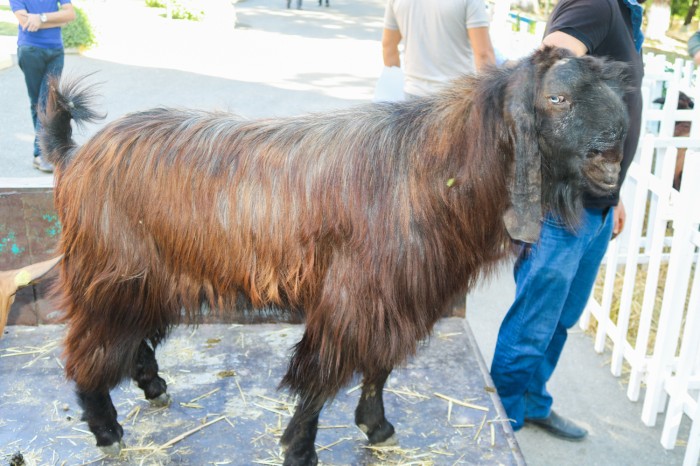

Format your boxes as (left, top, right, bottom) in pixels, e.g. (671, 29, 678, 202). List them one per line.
(583, 152, 621, 195)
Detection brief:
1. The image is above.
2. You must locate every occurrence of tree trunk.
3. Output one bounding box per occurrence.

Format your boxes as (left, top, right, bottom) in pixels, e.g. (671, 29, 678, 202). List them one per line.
(684, 0, 699, 26)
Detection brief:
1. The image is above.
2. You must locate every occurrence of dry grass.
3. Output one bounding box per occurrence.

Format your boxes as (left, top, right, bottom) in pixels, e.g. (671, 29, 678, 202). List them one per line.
(591, 260, 696, 356)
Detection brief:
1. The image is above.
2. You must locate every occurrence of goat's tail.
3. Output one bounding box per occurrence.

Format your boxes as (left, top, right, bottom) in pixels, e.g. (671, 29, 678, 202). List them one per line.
(40, 75, 104, 169)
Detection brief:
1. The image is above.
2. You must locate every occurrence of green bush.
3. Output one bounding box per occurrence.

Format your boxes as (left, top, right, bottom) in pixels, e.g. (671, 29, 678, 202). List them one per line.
(170, 0, 204, 21)
(148, 0, 204, 21)
(62, 6, 95, 50)
(145, 0, 167, 8)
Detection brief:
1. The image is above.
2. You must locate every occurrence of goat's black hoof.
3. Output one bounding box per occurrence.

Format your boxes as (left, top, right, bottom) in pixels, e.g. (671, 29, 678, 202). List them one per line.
(148, 392, 171, 407)
(359, 420, 396, 445)
(92, 418, 124, 454)
(283, 449, 318, 466)
(371, 432, 398, 446)
(98, 440, 125, 457)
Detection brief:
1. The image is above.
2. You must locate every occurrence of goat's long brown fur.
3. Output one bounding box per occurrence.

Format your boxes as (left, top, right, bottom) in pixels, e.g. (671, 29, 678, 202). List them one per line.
(41, 47, 629, 411)
(46, 72, 512, 397)
(35, 47, 634, 462)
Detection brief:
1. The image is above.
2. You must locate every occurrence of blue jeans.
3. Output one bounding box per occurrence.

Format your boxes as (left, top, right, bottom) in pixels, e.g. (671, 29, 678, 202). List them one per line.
(17, 45, 64, 157)
(490, 207, 613, 430)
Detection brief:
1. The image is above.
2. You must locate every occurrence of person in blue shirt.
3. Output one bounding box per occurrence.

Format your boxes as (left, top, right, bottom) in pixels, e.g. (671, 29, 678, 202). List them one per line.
(10, 0, 75, 173)
(490, 0, 645, 441)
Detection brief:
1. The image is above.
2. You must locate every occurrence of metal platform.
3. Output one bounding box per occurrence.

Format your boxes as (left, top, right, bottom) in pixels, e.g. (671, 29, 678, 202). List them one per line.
(0, 318, 524, 465)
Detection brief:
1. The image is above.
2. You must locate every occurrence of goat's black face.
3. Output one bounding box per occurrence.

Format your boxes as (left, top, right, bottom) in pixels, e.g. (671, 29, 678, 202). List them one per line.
(537, 56, 629, 198)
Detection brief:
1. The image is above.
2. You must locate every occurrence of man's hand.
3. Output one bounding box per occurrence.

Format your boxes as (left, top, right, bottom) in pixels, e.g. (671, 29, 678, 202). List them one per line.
(15, 11, 40, 32)
(612, 201, 626, 240)
(24, 13, 42, 32)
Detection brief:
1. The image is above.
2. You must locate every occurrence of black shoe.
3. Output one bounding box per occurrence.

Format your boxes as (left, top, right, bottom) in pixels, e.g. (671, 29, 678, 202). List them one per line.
(525, 410, 588, 441)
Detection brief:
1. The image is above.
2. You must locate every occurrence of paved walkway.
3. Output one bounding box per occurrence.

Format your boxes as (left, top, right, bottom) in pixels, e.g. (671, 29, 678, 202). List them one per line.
(0, 1, 690, 464)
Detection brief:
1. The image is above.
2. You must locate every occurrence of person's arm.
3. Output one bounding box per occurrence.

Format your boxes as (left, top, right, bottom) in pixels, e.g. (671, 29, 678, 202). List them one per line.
(541, 30, 588, 56)
(467, 26, 496, 71)
(688, 32, 700, 66)
(15, 3, 75, 33)
(382, 28, 402, 67)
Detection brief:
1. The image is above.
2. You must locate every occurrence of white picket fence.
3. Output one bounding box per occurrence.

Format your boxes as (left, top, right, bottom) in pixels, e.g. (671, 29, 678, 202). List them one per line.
(580, 54, 700, 465)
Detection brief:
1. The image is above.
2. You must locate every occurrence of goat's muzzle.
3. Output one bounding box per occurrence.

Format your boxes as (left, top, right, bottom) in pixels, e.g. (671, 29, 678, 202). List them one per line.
(583, 148, 622, 196)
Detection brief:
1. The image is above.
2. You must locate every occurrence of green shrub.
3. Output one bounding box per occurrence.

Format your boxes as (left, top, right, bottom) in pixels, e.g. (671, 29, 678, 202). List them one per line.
(170, 1, 204, 21)
(145, 0, 167, 8)
(62, 6, 95, 50)
(149, 0, 204, 21)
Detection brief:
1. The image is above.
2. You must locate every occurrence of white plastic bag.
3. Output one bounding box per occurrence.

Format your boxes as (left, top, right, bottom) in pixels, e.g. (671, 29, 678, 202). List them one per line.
(373, 66, 405, 103)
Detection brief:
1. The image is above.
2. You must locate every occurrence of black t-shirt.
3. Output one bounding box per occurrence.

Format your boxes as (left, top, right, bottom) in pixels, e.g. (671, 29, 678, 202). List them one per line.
(545, 0, 644, 208)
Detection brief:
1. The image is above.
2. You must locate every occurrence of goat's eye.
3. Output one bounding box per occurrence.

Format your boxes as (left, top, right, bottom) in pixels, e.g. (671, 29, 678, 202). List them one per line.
(548, 95, 566, 104)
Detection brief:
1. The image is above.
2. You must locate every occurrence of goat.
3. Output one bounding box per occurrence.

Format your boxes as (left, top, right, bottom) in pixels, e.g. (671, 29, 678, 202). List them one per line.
(653, 91, 694, 190)
(38, 46, 629, 465)
(287, 0, 329, 9)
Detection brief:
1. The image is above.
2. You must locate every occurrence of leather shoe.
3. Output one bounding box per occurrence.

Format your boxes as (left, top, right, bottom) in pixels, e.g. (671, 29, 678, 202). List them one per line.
(525, 410, 588, 441)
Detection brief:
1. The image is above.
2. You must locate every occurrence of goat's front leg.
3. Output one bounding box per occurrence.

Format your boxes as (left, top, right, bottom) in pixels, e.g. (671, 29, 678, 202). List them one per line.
(355, 368, 397, 445)
(131, 339, 170, 407)
(77, 388, 124, 455)
(280, 396, 324, 466)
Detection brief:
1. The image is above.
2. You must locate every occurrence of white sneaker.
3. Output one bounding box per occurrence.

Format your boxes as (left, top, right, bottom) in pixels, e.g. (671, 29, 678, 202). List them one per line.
(33, 156, 54, 173)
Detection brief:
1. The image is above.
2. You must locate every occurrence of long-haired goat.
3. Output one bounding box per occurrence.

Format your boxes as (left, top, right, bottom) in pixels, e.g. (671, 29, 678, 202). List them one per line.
(39, 47, 629, 465)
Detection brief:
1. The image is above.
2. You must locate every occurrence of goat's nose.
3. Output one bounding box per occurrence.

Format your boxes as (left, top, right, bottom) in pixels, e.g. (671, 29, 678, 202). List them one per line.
(602, 147, 623, 162)
(587, 147, 622, 162)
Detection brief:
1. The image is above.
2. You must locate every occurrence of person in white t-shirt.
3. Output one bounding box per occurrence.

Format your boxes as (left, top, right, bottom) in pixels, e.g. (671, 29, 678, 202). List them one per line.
(382, 0, 496, 97)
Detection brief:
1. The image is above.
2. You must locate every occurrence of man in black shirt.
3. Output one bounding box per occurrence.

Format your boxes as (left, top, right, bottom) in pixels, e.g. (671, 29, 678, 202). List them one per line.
(490, 0, 645, 441)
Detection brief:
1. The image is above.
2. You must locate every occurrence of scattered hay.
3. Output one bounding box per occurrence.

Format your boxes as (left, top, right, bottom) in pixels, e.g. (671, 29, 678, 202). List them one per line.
(1, 339, 61, 369)
(189, 387, 220, 403)
(1, 324, 512, 464)
(433, 392, 489, 412)
(363, 444, 436, 465)
(591, 261, 695, 357)
(385, 387, 430, 403)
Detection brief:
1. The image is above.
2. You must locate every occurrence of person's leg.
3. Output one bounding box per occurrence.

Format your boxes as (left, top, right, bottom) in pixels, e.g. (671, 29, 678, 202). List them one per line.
(39, 48, 64, 114)
(491, 212, 596, 429)
(32, 49, 64, 168)
(17, 46, 47, 157)
(523, 208, 613, 418)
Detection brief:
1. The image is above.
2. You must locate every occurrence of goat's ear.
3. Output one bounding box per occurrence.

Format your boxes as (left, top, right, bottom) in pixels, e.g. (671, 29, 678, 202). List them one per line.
(599, 58, 633, 96)
(502, 57, 543, 244)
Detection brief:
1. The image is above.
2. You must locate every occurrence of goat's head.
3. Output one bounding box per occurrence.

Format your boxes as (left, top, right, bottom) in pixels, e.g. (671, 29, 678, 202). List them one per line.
(502, 46, 630, 242)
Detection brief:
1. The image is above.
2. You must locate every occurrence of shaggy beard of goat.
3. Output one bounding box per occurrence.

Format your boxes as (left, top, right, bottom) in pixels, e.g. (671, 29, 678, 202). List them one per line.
(39, 46, 629, 465)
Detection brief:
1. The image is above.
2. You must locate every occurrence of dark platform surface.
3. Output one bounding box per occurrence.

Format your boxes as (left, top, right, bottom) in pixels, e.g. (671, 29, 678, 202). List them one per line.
(0, 318, 524, 465)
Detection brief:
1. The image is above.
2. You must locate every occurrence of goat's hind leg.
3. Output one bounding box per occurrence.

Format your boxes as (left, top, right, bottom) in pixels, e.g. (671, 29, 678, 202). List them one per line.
(279, 396, 324, 466)
(355, 368, 397, 445)
(67, 326, 128, 455)
(77, 388, 124, 455)
(131, 339, 170, 407)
